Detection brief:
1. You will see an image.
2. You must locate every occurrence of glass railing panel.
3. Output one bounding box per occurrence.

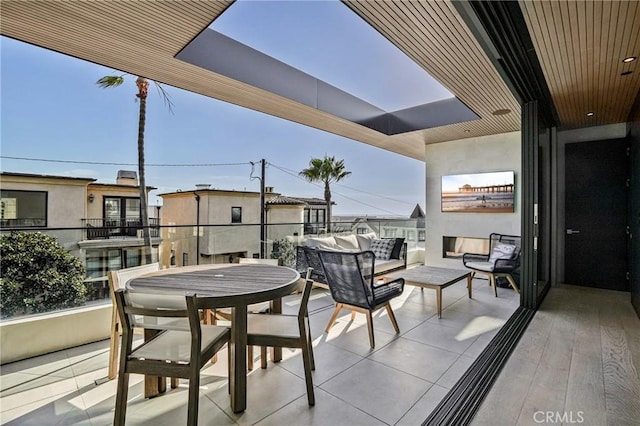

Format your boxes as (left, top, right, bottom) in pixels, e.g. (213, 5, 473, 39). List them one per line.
(1, 219, 425, 320)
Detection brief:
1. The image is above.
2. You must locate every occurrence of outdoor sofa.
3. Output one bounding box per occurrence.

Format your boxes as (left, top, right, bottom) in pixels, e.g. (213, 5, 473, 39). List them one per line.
(295, 233, 407, 285)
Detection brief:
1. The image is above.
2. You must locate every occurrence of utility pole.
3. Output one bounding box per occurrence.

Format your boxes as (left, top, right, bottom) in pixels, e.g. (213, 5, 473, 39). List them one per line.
(195, 193, 200, 265)
(260, 159, 266, 259)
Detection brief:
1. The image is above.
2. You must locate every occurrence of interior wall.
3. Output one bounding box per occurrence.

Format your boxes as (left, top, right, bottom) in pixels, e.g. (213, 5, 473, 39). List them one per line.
(424, 132, 522, 268)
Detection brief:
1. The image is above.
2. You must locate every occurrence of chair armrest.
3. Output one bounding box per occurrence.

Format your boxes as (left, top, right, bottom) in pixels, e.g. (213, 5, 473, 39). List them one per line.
(493, 257, 520, 272)
(371, 278, 404, 305)
(462, 252, 489, 266)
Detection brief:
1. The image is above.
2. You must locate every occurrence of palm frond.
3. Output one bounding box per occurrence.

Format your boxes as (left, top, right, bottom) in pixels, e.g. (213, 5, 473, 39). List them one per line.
(154, 82, 175, 114)
(96, 75, 125, 88)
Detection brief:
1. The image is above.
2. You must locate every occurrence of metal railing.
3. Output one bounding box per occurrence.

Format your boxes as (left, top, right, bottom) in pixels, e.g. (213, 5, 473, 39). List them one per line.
(82, 217, 159, 240)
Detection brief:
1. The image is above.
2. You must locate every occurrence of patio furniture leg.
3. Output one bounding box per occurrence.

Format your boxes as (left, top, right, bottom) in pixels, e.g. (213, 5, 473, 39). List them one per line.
(490, 275, 498, 297)
(467, 275, 473, 298)
(325, 303, 344, 332)
(436, 288, 443, 318)
(261, 346, 268, 369)
(366, 311, 375, 348)
(301, 338, 315, 406)
(506, 274, 520, 293)
(114, 371, 129, 426)
(385, 304, 400, 333)
(187, 358, 200, 426)
(108, 313, 119, 380)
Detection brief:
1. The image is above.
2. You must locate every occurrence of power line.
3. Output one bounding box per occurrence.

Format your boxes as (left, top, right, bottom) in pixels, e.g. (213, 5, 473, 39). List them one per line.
(269, 162, 416, 208)
(268, 162, 405, 216)
(0, 156, 250, 167)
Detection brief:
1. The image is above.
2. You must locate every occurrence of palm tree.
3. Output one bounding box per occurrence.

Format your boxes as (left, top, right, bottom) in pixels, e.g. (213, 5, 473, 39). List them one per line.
(96, 75, 173, 264)
(299, 156, 351, 233)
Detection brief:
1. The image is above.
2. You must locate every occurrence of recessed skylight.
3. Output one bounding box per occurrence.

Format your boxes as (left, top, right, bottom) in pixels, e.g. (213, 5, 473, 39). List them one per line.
(210, 0, 453, 111)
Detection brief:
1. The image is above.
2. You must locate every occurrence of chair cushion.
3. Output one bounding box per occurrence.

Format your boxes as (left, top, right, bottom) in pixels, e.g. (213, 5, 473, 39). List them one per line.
(130, 325, 230, 363)
(465, 261, 495, 272)
(247, 314, 301, 340)
(356, 232, 377, 251)
(369, 239, 396, 260)
(489, 243, 516, 263)
(334, 234, 360, 250)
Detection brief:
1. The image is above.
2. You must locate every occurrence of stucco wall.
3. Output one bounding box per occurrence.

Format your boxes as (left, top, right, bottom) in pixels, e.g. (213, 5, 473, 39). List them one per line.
(425, 132, 522, 268)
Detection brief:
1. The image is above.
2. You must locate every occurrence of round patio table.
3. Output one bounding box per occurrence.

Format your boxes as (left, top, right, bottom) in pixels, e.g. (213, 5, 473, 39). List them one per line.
(127, 263, 301, 413)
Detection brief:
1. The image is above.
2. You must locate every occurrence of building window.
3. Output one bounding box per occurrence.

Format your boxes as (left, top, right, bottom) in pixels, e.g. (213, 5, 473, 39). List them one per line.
(384, 229, 397, 238)
(104, 196, 141, 236)
(0, 190, 47, 227)
(231, 206, 242, 223)
(418, 230, 426, 242)
(357, 227, 368, 234)
(182, 253, 188, 266)
(84, 248, 142, 302)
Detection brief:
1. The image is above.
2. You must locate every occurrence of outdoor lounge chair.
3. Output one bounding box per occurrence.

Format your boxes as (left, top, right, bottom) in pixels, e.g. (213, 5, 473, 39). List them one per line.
(317, 250, 405, 348)
(462, 233, 521, 296)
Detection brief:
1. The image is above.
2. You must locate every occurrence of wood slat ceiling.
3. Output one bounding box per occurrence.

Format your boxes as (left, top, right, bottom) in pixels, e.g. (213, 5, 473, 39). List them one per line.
(2, 1, 637, 160)
(520, 0, 640, 129)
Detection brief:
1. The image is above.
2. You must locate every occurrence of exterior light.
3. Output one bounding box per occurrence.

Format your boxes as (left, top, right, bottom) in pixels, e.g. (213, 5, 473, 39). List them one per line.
(586, 112, 594, 117)
(88, 193, 95, 203)
(622, 56, 637, 63)
(491, 109, 511, 116)
(621, 71, 633, 76)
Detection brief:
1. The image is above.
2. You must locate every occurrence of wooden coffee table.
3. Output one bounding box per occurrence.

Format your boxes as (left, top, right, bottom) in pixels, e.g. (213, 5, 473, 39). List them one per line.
(384, 266, 472, 318)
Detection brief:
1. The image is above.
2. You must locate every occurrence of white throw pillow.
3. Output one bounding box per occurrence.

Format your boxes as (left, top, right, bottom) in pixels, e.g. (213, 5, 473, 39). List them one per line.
(304, 236, 341, 250)
(356, 232, 377, 251)
(489, 243, 516, 263)
(334, 234, 360, 250)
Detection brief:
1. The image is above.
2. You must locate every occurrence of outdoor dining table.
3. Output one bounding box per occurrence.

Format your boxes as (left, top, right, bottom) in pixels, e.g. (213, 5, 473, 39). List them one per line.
(127, 263, 301, 413)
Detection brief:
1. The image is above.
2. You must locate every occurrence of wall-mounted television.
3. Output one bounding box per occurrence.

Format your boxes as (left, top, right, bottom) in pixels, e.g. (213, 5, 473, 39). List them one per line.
(441, 171, 515, 213)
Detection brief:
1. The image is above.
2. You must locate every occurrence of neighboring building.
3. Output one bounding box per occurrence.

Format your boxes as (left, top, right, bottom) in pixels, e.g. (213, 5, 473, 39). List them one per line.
(0, 170, 160, 301)
(159, 186, 328, 266)
(0, 172, 95, 255)
(334, 203, 427, 244)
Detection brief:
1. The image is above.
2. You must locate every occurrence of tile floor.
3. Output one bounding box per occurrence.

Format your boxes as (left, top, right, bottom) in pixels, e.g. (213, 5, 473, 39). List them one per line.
(1, 275, 519, 425)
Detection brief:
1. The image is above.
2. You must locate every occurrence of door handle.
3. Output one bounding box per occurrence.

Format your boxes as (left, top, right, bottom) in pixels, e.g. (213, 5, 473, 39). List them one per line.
(566, 229, 581, 235)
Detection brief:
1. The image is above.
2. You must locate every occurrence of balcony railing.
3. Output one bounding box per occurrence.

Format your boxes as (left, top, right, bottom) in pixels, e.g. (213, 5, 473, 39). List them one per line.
(82, 217, 160, 240)
(1, 219, 425, 320)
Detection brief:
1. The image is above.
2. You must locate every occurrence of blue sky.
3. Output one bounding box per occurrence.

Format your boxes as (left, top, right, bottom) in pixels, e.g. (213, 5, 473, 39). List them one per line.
(0, 1, 440, 216)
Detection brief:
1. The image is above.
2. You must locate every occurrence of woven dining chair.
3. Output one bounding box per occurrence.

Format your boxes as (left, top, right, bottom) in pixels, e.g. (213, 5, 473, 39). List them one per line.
(246, 268, 316, 405)
(113, 289, 230, 426)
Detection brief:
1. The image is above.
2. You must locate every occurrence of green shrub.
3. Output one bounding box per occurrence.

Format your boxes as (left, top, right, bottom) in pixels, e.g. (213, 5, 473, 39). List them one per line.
(271, 238, 296, 268)
(1, 231, 86, 318)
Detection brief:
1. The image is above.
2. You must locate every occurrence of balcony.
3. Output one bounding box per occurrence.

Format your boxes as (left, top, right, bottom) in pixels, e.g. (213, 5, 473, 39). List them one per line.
(0, 274, 521, 424)
(2, 283, 638, 424)
(82, 218, 160, 240)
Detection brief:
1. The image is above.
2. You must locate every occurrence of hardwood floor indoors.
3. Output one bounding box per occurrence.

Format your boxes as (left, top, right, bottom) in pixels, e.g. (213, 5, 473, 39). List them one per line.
(472, 284, 640, 426)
